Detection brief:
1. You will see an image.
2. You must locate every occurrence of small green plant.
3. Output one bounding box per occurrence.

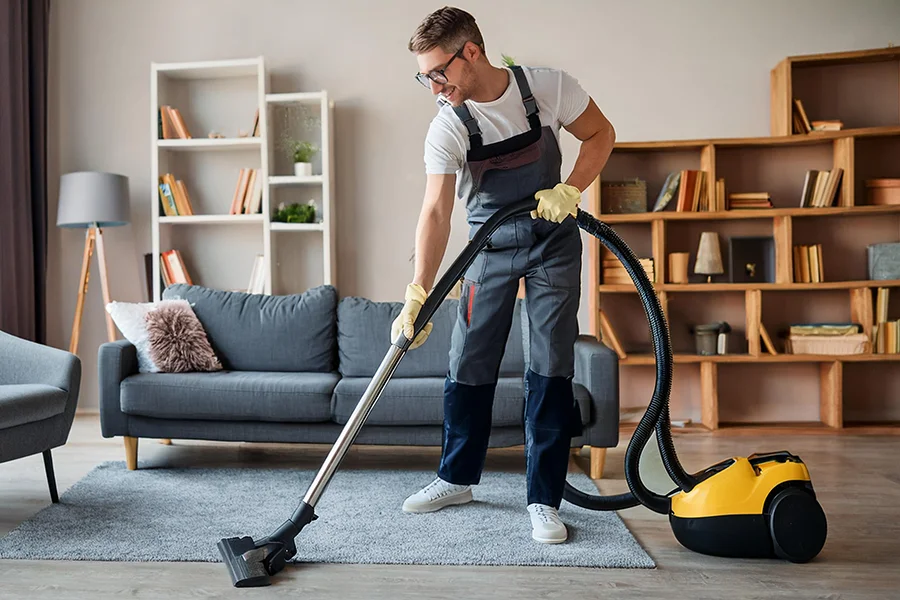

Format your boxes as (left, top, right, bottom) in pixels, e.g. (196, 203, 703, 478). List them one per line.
(287, 140, 318, 163)
(501, 53, 516, 66)
(273, 200, 317, 224)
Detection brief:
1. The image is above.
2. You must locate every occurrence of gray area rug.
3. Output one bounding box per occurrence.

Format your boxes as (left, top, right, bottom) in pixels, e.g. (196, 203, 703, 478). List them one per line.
(0, 461, 655, 568)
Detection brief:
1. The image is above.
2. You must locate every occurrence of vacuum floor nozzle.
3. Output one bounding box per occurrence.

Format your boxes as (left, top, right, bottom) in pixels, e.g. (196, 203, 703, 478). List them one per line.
(217, 536, 274, 588)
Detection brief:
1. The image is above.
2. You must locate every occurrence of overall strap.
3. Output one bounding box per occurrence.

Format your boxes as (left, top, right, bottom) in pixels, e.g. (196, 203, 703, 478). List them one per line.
(452, 103, 483, 151)
(509, 65, 541, 132)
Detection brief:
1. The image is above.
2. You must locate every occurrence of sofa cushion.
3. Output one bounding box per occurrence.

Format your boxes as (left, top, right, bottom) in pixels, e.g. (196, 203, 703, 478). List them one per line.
(0, 384, 68, 430)
(120, 371, 339, 423)
(337, 297, 525, 378)
(331, 376, 528, 426)
(163, 283, 337, 372)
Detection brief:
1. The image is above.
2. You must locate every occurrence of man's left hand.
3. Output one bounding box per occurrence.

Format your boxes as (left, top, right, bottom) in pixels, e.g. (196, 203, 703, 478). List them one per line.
(532, 183, 581, 223)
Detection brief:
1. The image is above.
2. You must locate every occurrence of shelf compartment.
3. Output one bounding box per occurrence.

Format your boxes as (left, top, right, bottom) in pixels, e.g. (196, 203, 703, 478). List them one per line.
(159, 214, 263, 224)
(842, 361, 900, 426)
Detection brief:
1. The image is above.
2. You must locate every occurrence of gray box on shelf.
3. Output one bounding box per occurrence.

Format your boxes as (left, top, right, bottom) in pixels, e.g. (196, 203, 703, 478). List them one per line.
(868, 243, 900, 280)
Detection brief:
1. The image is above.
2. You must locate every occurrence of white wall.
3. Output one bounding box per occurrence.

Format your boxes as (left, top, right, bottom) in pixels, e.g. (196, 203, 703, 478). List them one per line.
(46, 0, 900, 412)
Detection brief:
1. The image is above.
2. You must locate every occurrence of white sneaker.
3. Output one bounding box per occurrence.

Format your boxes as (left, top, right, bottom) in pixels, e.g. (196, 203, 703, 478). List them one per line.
(402, 477, 473, 513)
(527, 503, 568, 544)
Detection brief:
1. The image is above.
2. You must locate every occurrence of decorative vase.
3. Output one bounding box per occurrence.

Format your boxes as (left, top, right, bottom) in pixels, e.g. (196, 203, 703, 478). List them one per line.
(294, 162, 312, 177)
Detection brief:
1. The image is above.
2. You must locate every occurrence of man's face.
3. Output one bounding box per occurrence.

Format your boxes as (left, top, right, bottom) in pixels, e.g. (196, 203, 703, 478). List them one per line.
(415, 43, 475, 106)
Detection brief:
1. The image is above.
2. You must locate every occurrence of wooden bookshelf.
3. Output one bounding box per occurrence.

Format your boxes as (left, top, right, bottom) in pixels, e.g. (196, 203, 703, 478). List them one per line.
(770, 46, 900, 136)
(587, 48, 900, 435)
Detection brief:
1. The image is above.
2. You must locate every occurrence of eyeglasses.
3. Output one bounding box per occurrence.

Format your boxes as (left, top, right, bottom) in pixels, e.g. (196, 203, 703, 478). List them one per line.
(415, 46, 465, 88)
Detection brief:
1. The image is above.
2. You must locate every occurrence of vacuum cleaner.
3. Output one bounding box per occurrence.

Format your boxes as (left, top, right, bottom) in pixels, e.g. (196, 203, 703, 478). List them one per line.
(218, 198, 827, 587)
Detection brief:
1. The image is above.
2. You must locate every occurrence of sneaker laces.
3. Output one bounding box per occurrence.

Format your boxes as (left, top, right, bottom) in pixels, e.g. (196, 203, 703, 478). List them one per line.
(422, 478, 466, 500)
(529, 504, 562, 525)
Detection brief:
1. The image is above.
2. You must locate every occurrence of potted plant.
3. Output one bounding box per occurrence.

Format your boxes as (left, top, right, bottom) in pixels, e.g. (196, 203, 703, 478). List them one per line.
(288, 140, 318, 177)
(272, 199, 317, 224)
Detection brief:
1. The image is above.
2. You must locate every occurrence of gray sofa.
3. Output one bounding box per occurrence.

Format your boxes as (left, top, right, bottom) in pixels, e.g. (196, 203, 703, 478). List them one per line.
(1, 329, 82, 503)
(98, 283, 618, 477)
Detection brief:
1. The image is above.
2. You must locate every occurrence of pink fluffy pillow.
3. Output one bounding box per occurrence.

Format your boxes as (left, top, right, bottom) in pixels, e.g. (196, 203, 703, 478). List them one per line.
(144, 300, 222, 373)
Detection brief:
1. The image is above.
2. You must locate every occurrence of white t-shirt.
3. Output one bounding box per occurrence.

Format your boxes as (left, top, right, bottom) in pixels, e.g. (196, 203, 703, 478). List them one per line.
(424, 66, 590, 179)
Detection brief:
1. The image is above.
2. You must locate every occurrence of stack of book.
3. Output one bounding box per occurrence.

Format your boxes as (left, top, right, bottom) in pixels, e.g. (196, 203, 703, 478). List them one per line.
(785, 323, 868, 355)
(158, 105, 192, 139)
(158, 173, 194, 216)
(159, 249, 192, 287)
(728, 192, 773, 209)
(874, 287, 899, 354)
(791, 98, 812, 134)
(230, 168, 263, 214)
(799, 169, 843, 208)
(793, 243, 824, 282)
(602, 256, 655, 285)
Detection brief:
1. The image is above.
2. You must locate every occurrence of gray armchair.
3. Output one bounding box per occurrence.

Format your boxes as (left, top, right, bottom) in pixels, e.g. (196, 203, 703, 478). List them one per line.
(0, 329, 81, 502)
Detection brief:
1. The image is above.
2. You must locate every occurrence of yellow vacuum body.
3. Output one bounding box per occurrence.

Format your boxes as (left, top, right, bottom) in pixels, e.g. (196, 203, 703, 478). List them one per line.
(669, 451, 827, 563)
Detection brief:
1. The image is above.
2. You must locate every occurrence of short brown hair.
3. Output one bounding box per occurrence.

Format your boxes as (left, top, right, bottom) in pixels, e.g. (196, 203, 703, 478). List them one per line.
(408, 6, 484, 55)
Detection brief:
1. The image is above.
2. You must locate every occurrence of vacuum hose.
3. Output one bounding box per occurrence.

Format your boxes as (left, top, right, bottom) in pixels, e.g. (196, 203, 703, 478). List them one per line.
(411, 198, 698, 517)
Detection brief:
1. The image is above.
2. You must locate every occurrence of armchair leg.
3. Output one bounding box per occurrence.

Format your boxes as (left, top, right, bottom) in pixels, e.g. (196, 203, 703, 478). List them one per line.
(42, 449, 59, 503)
(589, 446, 607, 479)
(124, 437, 138, 470)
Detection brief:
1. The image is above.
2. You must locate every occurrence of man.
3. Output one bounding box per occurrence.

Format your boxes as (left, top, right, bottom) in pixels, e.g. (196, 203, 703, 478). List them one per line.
(393, 6, 615, 544)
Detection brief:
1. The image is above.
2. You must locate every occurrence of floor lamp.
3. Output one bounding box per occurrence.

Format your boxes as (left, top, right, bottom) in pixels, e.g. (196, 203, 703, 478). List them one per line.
(57, 171, 130, 355)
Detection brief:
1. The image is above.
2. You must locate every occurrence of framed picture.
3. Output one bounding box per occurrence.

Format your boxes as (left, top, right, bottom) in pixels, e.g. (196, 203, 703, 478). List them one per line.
(728, 236, 775, 283)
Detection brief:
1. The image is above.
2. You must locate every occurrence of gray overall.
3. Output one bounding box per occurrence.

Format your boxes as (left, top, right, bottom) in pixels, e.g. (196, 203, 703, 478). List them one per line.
(437, 65, 584, 509)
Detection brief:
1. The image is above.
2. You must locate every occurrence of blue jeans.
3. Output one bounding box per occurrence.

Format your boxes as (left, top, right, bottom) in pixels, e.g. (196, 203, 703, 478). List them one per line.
(437, 369, 583, 508)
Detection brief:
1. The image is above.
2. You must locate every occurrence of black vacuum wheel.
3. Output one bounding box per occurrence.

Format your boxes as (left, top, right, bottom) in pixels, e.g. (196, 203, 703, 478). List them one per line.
(768, 486, 827, 563)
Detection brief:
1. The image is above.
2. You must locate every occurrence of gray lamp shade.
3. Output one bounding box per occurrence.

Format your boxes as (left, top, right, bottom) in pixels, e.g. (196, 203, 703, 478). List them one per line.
(56, 171, 130, 228)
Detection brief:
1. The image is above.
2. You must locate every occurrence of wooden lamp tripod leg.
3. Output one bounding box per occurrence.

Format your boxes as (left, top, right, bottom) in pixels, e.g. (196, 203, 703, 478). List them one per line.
(69, 228, 96, 355)
(93, 226, 118, 343)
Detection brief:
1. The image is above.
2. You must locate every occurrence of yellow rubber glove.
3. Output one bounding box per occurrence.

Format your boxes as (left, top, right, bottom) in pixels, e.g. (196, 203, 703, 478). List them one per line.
(531, 183, 581, 223)
(391, 283, 433, 349)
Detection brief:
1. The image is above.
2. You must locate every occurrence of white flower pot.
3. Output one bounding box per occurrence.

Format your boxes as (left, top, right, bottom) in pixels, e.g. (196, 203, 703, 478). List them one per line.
(294, 162, 312, 177)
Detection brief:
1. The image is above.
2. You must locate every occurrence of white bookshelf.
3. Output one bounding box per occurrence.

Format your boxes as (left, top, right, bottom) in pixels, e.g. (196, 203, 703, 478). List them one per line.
(150, 56, 335, 300)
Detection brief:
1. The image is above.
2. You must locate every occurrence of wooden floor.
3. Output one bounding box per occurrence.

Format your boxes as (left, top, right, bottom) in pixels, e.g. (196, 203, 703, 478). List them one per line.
(1, 414, 899, 599)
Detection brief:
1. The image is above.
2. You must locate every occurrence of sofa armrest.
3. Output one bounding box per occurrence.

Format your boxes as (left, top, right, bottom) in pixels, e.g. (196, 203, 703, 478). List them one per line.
(573, 334, 619, 448)
(98, 339, 138, 438)
(0, 330, 80, 392)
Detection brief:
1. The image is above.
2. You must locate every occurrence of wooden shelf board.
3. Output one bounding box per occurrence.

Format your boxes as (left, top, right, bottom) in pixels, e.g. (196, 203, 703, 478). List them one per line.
(610, 125, 900, 152)
(598, 279, 900, 293)
(595, 204, 900, 223)
(157, 138, 262, 151)
(619, 352, 900, 365)
(159, 214, 263, 224)
(786, 46, 900, 67)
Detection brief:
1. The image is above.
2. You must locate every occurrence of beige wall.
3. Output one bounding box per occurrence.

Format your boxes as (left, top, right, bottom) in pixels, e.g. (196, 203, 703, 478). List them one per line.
(46, 0, 900, 412)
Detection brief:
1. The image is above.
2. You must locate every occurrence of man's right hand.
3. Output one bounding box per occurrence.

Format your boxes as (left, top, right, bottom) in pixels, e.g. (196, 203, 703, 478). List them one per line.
(391, 283, 433, 349)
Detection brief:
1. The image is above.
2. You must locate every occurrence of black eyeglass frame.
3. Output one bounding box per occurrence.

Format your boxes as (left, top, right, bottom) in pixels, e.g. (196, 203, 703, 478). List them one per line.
(415, 45, 467, 88)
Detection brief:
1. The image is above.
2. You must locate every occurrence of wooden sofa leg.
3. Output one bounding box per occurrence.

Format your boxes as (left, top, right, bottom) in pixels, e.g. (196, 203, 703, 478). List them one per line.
(590, 446, 607, 479)
(124, 437, 138, 470)
(160, 439, 172, 445)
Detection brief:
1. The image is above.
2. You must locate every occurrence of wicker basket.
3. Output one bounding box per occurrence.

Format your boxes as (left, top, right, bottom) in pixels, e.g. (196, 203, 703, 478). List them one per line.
(601, 179, 647, 214)
(786, 333, 869, 355)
